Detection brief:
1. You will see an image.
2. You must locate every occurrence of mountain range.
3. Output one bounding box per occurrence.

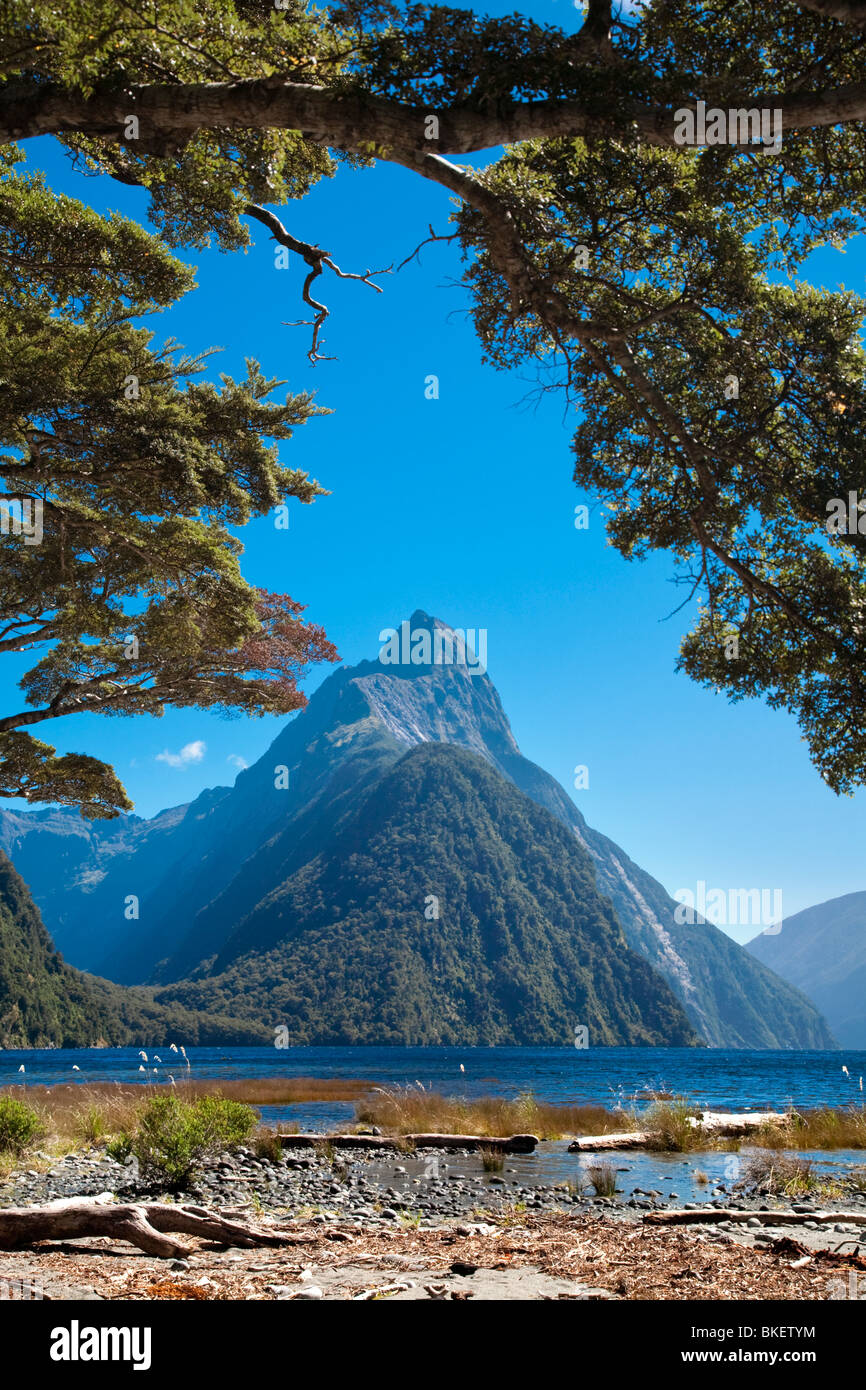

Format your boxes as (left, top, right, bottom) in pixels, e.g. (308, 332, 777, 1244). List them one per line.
(0, 611, 836, 1048)
(0, 850, 267, 1047)
(748, 891, 866, 1049)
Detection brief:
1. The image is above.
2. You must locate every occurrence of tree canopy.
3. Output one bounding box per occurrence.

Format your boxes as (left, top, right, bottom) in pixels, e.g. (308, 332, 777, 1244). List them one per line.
(0, 141, 336, 816)
(4, 0, 866, 791)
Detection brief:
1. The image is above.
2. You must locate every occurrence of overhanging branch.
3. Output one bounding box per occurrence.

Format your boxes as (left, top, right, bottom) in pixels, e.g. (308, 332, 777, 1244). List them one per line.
(243, 203, 389, 361)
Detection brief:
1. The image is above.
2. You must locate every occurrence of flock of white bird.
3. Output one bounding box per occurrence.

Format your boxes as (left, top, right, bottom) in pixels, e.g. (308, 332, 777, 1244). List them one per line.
(15, 1041, 191, 1084)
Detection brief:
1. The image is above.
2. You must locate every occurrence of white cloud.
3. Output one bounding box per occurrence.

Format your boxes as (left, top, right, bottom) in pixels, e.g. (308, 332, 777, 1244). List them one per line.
(156, 740, 206, 770)
(227, 754, 248, 771)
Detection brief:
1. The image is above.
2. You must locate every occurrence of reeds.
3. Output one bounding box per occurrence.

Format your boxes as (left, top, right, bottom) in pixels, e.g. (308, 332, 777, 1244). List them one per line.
(354, 1086, 634, 1139)
(0, 1077, 374, 1150)
(751, 1107, 866, 1151)
(739, 1149, 845, 1199)
(586, 1162, 617, 1196)
(642, 1098, 705, 1152)
(479, 1144, 505, 1172)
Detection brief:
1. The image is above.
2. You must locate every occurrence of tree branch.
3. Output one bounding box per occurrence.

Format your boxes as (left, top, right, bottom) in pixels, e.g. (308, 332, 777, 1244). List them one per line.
(243, 202, 389, 361)
(794, 1, 866, 25)
(4, 73, 866, 155)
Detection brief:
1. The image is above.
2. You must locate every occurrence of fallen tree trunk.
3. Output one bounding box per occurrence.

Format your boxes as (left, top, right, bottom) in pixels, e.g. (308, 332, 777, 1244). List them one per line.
(568, 1131, 653, 1152)
(408, 1133, 538, 1153)
(568, 1111, 789, 1152)
(280, 1132, 538, 1153)
(0, 1195, 299, 1259)
(644, 1209, 866, 1227)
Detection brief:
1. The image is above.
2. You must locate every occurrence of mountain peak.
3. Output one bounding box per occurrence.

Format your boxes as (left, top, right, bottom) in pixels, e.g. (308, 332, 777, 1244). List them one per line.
(342, 611, 515, 761)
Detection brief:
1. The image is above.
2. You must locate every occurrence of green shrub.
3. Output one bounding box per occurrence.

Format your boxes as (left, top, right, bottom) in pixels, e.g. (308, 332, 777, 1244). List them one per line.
(0, 1096, 45, 1154)
(131, 1094, 257, 1188)
(106, 1132, 133, 1163)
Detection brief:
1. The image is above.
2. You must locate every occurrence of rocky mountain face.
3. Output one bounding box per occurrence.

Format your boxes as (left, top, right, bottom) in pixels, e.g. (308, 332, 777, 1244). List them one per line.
(748, 891, 866, 1048)
(0, 611, 835, 1048)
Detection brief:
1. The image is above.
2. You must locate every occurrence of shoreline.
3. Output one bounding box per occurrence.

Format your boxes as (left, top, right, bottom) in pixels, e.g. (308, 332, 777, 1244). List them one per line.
(2, 1141, 866, 1301)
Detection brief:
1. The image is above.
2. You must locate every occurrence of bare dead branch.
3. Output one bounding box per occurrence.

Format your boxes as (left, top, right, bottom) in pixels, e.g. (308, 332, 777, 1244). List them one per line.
(244, 202, 390, 362)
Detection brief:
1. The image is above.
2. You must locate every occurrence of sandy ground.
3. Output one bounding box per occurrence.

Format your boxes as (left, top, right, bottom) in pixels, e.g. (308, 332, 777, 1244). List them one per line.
(2, 1209, 865, 1301)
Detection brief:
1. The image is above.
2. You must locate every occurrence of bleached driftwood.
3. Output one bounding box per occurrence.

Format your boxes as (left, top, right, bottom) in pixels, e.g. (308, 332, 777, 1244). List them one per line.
(568, 1131, 654, 1152)
(567, 1111, 789, 1152)
(0, 1194, 299, 1259)
(281, 1132, 538, 1153)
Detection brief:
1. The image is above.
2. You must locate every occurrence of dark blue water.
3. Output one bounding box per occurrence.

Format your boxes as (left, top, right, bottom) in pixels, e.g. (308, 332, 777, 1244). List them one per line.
(3, 1046, 865, 1114)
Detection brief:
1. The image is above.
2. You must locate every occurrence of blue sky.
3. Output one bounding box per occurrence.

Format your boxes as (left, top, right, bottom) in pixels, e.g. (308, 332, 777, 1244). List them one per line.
(8, 11, 866, 939)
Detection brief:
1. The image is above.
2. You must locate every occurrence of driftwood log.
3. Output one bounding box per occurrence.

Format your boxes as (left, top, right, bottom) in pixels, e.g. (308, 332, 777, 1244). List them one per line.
(568, 1111, 789, 1152)
(280, 1132, 539, 1153)
(0, 1195, 299, 1259)
(644, 1208, 866, 1228)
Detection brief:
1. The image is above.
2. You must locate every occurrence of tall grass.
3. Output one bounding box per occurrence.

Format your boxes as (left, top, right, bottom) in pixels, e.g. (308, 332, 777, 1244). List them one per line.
(643, 1098, 705, 1152)
(586, 1162, 617, 1196)
(0, 1077, 373, 1153)
(740, 1149, 847, 1198)
(479, 1144, 505, 1172)
(752, 1107, 866, 1151)
(354, 1086, 634, 1139)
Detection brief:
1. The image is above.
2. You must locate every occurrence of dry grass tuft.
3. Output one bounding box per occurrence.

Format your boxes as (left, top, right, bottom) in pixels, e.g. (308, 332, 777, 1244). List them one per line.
(752, 1107, 866, 1151)
(354, 1086, 633, 1140)
(0, 1077, 373, 1152)
(739, 1149, 847, 1199)
(585, 1161, 618, 1196)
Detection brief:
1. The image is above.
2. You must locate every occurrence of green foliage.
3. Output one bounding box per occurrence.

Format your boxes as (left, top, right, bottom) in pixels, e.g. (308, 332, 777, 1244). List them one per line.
(460, 133, 866, 792)
(0, 1096, 45, 1153)
(0, 147, 337, 815)
(105, 1132, 133, 1163)
(4, 2, 866, 787)
(130, 1093, 257, 1187)
(1, 0, 339, 250)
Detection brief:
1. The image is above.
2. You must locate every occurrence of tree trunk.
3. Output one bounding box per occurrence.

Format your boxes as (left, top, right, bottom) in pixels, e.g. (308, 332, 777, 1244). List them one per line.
(568, 1112, 788, 1152)
(644, 1209, 866, 1227)
(280, 1132, 538, 1152)
(0, 1196, 300, 1259)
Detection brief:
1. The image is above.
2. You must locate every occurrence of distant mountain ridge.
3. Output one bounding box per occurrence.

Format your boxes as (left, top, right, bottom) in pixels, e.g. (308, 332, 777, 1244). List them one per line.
(0, 610, 836, 1048)
(0, 850, 268, 1047)
(748, 890, 866, 1048)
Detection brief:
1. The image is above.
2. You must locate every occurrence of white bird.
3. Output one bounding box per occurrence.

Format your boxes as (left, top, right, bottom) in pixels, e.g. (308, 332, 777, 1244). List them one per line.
(169, 1044, 178, 1053)
(138, 1065, 145, 1073)
(152, 1068, 158, 1076)
(843, 1065, 850, 1077)
(168, 1075, 176, 1085)
(459, 1064, 465, 1073)
(72, 1065, 80, 1071)
(17, 1064, 24, 1073)
(139, 1051, 148, 1062)
(154, 1055, 162, 1064)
